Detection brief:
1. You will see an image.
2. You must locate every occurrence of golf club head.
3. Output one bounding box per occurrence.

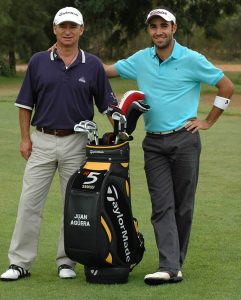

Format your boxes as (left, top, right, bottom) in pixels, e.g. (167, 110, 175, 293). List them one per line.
(74, 120, 99, 145)
(84, 120, 97, 131)
(106, 105, 123, 118)
(118, 131, 129, 141)
(84, 121, 99, 145)
(74, 120, 93, 132)
(74, 124, 88, 133)
(112, 111, 123, 121)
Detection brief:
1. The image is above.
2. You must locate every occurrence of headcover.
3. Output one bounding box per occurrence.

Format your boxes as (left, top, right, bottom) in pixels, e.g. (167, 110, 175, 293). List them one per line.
(105, 90, 148, 141)
(126, 101, 150, 134)
(118, 90, 145, 115)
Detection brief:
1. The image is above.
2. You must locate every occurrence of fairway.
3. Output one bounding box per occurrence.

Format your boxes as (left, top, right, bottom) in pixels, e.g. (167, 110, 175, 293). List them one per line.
(0, 78, 241, 300)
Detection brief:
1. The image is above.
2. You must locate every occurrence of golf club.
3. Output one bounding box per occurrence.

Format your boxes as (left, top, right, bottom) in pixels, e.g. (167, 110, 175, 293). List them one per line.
(74, 120, 99, 145)
(84, 121, 99, 145)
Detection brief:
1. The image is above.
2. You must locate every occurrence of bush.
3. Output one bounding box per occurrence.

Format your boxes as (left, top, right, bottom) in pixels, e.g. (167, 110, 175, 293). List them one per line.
(0, 56, 15, 77)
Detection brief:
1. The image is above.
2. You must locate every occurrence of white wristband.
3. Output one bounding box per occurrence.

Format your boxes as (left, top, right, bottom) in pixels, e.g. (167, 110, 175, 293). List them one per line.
(214, 96, 230, 110)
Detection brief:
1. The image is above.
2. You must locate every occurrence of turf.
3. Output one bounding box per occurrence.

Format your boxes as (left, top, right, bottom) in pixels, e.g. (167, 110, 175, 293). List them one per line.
(0, 77, 240, 299)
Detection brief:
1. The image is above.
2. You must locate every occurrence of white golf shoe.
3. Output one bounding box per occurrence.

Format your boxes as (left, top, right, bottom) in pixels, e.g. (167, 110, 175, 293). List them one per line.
(144, 270, 183, 285)
(0, 264, 30, 281)
(58, 265, 76, 279)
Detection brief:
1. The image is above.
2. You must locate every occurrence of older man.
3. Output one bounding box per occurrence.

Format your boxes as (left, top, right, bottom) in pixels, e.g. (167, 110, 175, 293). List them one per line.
(1, 6, 116, 281)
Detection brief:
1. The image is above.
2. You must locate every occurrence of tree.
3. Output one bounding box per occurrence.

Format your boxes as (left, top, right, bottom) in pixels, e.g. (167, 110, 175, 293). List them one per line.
(187, 0, 240, 38)
(0, 0, 50, 75)
(73, 0, 241, 58)
(0, 0, 240, 75)
(0, 0, 13, 75)
(149, 0, 240, 44)
(219, 11, 241, 59)
(72, 0, 151, 58)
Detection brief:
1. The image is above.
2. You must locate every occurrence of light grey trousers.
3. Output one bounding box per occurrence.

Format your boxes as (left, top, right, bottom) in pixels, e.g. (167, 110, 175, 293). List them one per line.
(8, 130, 87, 270)
(143, 130, 201, 273)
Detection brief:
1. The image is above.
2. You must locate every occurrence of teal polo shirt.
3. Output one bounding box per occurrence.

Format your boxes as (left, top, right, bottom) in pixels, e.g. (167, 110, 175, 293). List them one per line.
(115, 40, 224, 132)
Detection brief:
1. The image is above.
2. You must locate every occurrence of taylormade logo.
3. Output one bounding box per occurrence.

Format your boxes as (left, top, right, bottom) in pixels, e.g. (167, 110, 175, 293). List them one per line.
(59, 11, 78, 17)
(150, 9, 168, 16)
(107, 185, 131, 263)
(90, 150, 104, 154)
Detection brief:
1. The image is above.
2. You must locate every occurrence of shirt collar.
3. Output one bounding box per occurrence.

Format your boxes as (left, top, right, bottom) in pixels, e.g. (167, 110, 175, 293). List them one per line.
(50, 48, 86, 64)
(151, 40, 181, 61)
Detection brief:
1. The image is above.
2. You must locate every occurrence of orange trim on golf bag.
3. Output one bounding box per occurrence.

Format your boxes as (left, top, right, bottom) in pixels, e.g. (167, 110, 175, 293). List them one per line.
(121, 162, 129, 168)
(125, 180, 130, 197)
(105, 253, 113, 264)
(133, 218, 138, 232)
(86, 141, 129, 150)
(84, 161, 111, 171)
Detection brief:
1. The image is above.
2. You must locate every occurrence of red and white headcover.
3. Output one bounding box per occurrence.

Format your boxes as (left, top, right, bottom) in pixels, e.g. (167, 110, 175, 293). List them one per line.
(118, 90, 145, 115)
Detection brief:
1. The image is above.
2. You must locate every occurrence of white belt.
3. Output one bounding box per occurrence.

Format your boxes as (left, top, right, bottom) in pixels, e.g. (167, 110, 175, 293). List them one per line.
(147, 122, 189, 135)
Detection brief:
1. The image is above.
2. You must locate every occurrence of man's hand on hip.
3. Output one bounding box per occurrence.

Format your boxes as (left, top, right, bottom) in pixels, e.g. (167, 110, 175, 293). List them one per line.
(185, 119, 211, 133)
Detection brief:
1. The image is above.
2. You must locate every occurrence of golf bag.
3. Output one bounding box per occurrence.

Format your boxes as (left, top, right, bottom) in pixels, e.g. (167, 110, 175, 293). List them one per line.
(64, 141, 145, 284)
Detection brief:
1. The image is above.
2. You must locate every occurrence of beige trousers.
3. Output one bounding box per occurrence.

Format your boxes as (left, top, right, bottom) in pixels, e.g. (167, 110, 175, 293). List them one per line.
(8, 130, 87, 270)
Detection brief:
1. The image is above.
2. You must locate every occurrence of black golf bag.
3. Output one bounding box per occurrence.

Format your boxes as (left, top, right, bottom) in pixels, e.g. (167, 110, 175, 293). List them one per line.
(64, 141, 145, 284)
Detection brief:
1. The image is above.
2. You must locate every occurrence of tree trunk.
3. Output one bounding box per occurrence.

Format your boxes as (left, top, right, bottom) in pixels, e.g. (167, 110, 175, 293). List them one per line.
(8, 49, 16, 76)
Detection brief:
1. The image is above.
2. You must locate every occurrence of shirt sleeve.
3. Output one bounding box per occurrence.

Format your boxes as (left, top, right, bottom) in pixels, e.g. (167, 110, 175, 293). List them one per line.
(93, 60, 117, 113)
(15, 57, 35, 110)
(191, 53, 224, 86)
(114, 52, 139, 80)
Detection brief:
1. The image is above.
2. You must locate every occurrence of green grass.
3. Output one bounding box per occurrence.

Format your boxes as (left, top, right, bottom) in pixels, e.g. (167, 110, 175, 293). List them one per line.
(0, 75, 241, 299)
(0, 75, 24, 102)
